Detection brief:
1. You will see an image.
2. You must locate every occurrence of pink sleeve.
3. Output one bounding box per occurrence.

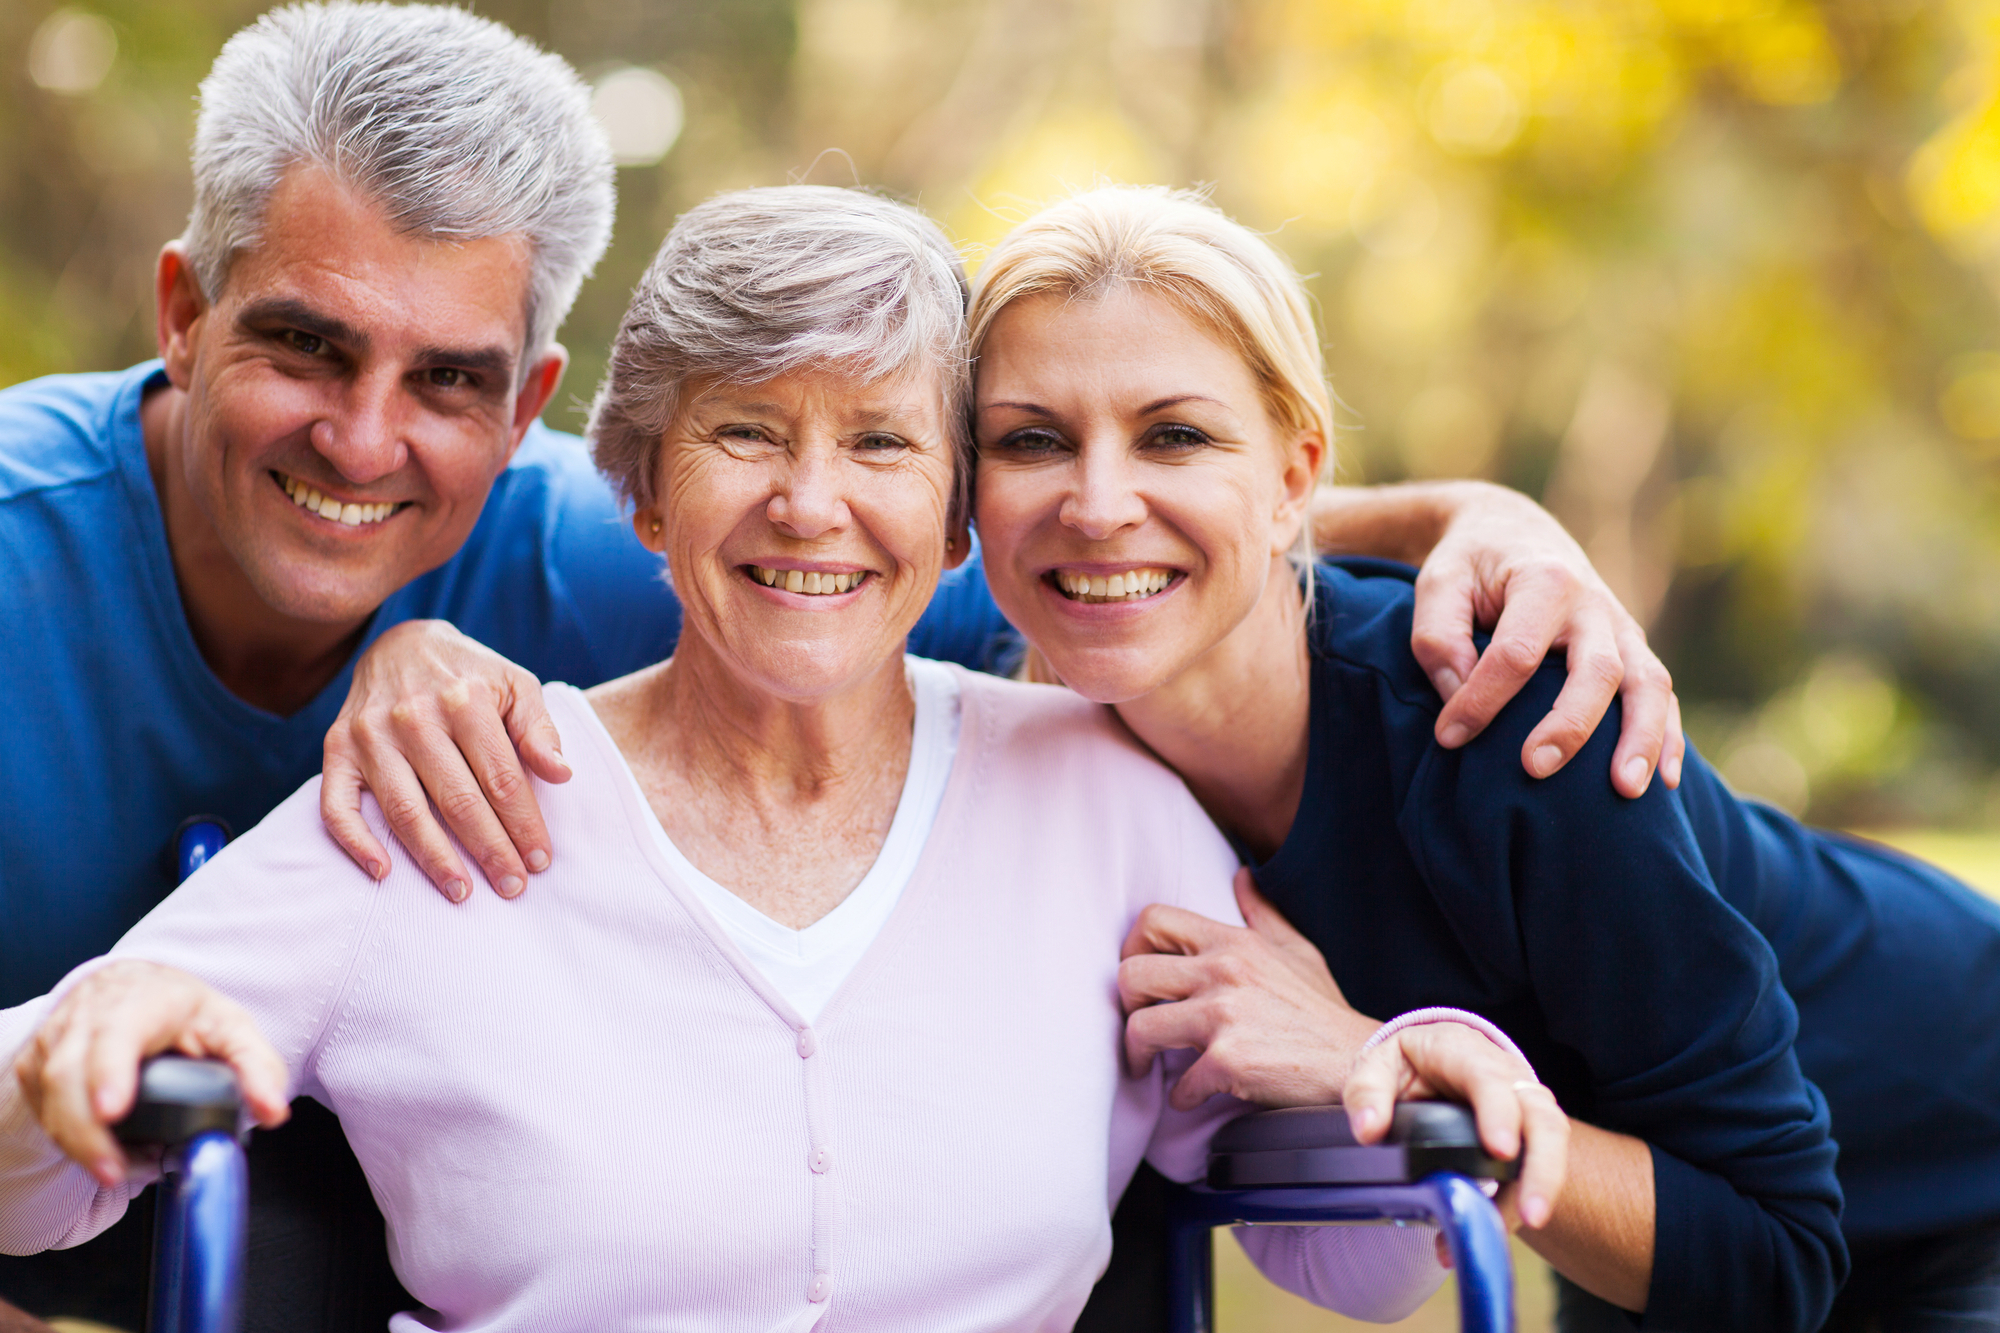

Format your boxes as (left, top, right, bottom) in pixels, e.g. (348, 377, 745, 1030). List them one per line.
(0, 777, 381, 1255)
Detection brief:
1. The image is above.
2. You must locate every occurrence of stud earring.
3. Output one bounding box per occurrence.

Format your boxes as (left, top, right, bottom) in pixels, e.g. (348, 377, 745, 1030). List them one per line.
(650, 516, 663, 536)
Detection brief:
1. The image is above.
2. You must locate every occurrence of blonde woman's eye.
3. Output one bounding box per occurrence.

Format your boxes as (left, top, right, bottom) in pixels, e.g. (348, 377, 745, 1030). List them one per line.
(990, 428, 1066, 455)
(1152, 424, 1210, 450)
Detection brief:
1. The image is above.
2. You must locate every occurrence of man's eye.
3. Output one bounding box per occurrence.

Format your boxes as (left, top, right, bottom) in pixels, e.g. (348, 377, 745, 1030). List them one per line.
(425, 367, 472, 389)
(281, 330, 326, 356)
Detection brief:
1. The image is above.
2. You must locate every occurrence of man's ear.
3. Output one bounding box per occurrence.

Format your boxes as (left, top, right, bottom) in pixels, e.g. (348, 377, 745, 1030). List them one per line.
(509, 345, 569, 456)
(155, 243, 208, 390)
(1271, 430, 1328, 557)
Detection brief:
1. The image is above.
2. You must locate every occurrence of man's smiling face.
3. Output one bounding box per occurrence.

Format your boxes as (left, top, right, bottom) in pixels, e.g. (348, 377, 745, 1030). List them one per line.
(159, 163, 556, 627)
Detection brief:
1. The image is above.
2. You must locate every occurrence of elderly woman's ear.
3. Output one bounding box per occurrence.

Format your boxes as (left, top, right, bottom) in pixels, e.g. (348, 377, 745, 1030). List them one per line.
(634, 509, 665, 552)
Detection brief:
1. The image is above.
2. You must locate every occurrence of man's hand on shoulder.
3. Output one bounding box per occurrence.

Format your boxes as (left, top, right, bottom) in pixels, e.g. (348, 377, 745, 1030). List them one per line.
(322, 620, 569, 902)
(1313, 481, 1683, 798)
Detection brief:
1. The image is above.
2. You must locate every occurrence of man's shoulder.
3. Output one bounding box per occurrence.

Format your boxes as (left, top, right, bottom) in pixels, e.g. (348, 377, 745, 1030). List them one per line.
(0, 363, 154, 504)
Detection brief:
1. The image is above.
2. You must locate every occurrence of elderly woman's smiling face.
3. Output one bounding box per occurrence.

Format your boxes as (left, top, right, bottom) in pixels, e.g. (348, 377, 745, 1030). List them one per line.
(642, 363, 963, 702)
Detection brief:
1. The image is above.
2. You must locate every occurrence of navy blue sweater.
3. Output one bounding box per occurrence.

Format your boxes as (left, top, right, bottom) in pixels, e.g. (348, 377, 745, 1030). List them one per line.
(1260, 561, 1852, 1330)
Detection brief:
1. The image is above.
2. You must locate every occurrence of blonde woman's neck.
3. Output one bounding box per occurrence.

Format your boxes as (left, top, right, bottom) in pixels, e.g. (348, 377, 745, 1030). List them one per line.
(1113, 555, 1313, 863)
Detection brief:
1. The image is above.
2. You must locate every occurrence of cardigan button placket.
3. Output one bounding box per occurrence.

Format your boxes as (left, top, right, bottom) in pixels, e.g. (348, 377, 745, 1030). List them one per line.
(797, 1026, 817, 1058)
(808, 1274, 831, 1303)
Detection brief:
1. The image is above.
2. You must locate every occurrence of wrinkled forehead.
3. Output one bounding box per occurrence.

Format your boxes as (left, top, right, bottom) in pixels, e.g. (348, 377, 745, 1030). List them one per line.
(676, 358, 950, 433)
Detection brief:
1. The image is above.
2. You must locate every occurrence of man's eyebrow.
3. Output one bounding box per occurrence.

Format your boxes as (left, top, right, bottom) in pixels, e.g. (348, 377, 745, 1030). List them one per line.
(237, 298, 367, 350)
(413, 344, 515, 378)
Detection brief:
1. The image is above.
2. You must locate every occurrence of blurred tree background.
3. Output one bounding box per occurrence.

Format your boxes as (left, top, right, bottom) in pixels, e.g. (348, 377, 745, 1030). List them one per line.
(10, 0, 2000, 830)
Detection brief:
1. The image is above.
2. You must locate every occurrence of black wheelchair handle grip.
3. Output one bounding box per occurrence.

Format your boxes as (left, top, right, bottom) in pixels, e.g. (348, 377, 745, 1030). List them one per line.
(112, 1055, 241, 1148)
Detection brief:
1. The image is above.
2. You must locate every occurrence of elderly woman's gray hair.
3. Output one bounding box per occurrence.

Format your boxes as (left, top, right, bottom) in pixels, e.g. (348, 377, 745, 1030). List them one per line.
(185, 1, 614, 362)
(589, 185, 973, 525)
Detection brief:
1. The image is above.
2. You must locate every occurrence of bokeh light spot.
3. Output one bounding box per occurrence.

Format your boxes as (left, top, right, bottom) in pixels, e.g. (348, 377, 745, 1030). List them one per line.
(592, 66, 684, 168)
(29, 9, 116, 96)
(1423, 62, 1521, 155)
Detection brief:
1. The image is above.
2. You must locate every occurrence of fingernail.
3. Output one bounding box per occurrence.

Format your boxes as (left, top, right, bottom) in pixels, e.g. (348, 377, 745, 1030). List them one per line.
(1530, 745, 1562, 777)
(1663, 752, 1683, 785)
(1523, 1194, 1549, 1229)
(367, 860, 385, 881)
(446, 879, 469, 903)
(525, 849, 550, 873)
(1351, 1106, 1378, 1136)
(1433, 669, 1463, 700)
(1623, 756, 1651, 793)
(1438, 722, 1470, 748)
(498, 875, 524, 898)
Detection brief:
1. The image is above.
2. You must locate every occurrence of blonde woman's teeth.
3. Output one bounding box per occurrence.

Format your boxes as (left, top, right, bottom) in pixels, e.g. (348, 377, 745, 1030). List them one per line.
(1055, 568, 1173, 603)
(279, 473, 399, 526)
(750, 566, 864, 595)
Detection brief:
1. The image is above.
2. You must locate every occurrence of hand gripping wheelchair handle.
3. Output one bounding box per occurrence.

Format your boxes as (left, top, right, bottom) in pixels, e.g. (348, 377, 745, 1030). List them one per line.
(113, 1055, 248, 1333)
(1173, 1102, 1516, 1333)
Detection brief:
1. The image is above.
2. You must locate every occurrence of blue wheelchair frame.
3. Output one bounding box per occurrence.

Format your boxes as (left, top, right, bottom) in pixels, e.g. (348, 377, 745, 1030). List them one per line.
(118, 819, 245, 1333)
(1169, 1175, 1514, 1333)
(133, 818, 1514, 1333)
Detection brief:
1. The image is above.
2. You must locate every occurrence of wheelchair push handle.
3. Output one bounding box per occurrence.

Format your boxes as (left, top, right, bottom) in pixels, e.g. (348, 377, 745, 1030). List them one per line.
(113, 1056, 242, 1151)
(114, 1059, 248, 1333)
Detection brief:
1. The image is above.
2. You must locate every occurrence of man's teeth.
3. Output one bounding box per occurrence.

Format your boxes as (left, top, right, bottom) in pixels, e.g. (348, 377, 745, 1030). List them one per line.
(750, 566, 866, 595)
(280, 474, 398, 526)
(1055, 568, 1174, 603)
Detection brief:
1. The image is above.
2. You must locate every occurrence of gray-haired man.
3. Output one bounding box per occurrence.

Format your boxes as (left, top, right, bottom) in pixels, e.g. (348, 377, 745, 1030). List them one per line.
(0, 5, 661, 1325)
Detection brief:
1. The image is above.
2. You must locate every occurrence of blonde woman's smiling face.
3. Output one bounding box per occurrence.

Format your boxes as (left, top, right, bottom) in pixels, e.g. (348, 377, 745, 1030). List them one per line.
(973, 286, 1321, 703)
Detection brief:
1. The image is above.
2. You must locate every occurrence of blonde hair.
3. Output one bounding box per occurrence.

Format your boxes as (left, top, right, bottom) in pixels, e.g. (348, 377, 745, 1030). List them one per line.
(968, 186, 1332, 514)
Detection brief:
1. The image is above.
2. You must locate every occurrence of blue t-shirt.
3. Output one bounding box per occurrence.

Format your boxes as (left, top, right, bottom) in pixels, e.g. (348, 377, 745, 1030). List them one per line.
(0, 363, 1010, 1008)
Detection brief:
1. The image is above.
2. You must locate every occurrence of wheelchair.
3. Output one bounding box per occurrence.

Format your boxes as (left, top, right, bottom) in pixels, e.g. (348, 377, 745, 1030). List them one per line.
(119, 821, 1518, 1333)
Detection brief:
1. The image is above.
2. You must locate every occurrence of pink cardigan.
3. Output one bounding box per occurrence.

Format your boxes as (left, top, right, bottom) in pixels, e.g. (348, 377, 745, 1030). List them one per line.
(0, 668, 1442, 1330)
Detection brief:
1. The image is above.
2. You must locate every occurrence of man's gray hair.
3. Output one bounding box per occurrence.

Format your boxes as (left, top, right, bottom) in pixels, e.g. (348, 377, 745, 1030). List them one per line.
(589, 185, 971, 522)
(183, 2, 614, 360)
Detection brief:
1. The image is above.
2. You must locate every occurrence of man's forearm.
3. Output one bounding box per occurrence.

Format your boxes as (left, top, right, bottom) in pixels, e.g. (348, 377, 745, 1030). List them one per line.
(1520, 1119, 1654, 1311)
(1309, 481, 1499, 565)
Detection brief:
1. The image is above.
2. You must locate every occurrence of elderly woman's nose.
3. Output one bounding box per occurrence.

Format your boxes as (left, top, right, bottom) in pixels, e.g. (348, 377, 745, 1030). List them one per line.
(1057, 445, 1147, 539)
(764, 450, 851, 538)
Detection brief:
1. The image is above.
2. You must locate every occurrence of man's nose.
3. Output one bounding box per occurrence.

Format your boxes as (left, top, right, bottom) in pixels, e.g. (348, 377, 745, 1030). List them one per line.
(765, 447, 850, 539)
(1057, 443, 1147, 540)
(313, 373, 410, 486)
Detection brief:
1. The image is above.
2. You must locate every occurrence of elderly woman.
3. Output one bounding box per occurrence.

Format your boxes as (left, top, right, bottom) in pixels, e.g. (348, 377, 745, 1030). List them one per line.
(0, 188, 1547, 1329)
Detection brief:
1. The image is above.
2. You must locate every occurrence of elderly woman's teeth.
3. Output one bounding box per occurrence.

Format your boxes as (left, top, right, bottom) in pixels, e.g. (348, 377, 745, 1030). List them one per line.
(750, 566, 863, 595)
(279, 473, 398, 526)
(1055, 568, 1173, 603)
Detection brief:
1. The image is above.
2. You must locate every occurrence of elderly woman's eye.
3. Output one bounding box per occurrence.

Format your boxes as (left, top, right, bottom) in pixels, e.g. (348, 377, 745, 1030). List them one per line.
(855, 433, 908, 453)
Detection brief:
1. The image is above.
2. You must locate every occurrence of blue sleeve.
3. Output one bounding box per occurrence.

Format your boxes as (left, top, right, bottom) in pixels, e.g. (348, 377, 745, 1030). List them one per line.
(907, 550, 1019, 672)
(1401, 673, 1845, 1331)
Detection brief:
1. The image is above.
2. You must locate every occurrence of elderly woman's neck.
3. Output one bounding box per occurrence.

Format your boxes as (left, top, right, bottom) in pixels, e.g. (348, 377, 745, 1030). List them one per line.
(589, 639, 916, 929)
(1113, 559, 1313, 864)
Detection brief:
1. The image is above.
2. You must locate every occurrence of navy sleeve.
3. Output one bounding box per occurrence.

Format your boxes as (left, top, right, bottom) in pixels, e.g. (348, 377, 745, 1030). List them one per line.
(1400, 673, 1846, 1331)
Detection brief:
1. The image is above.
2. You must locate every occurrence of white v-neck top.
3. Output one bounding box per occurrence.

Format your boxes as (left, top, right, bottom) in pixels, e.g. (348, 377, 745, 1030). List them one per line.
(0, 666, 1445, 1330)
(595, 658, 961, 1023)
